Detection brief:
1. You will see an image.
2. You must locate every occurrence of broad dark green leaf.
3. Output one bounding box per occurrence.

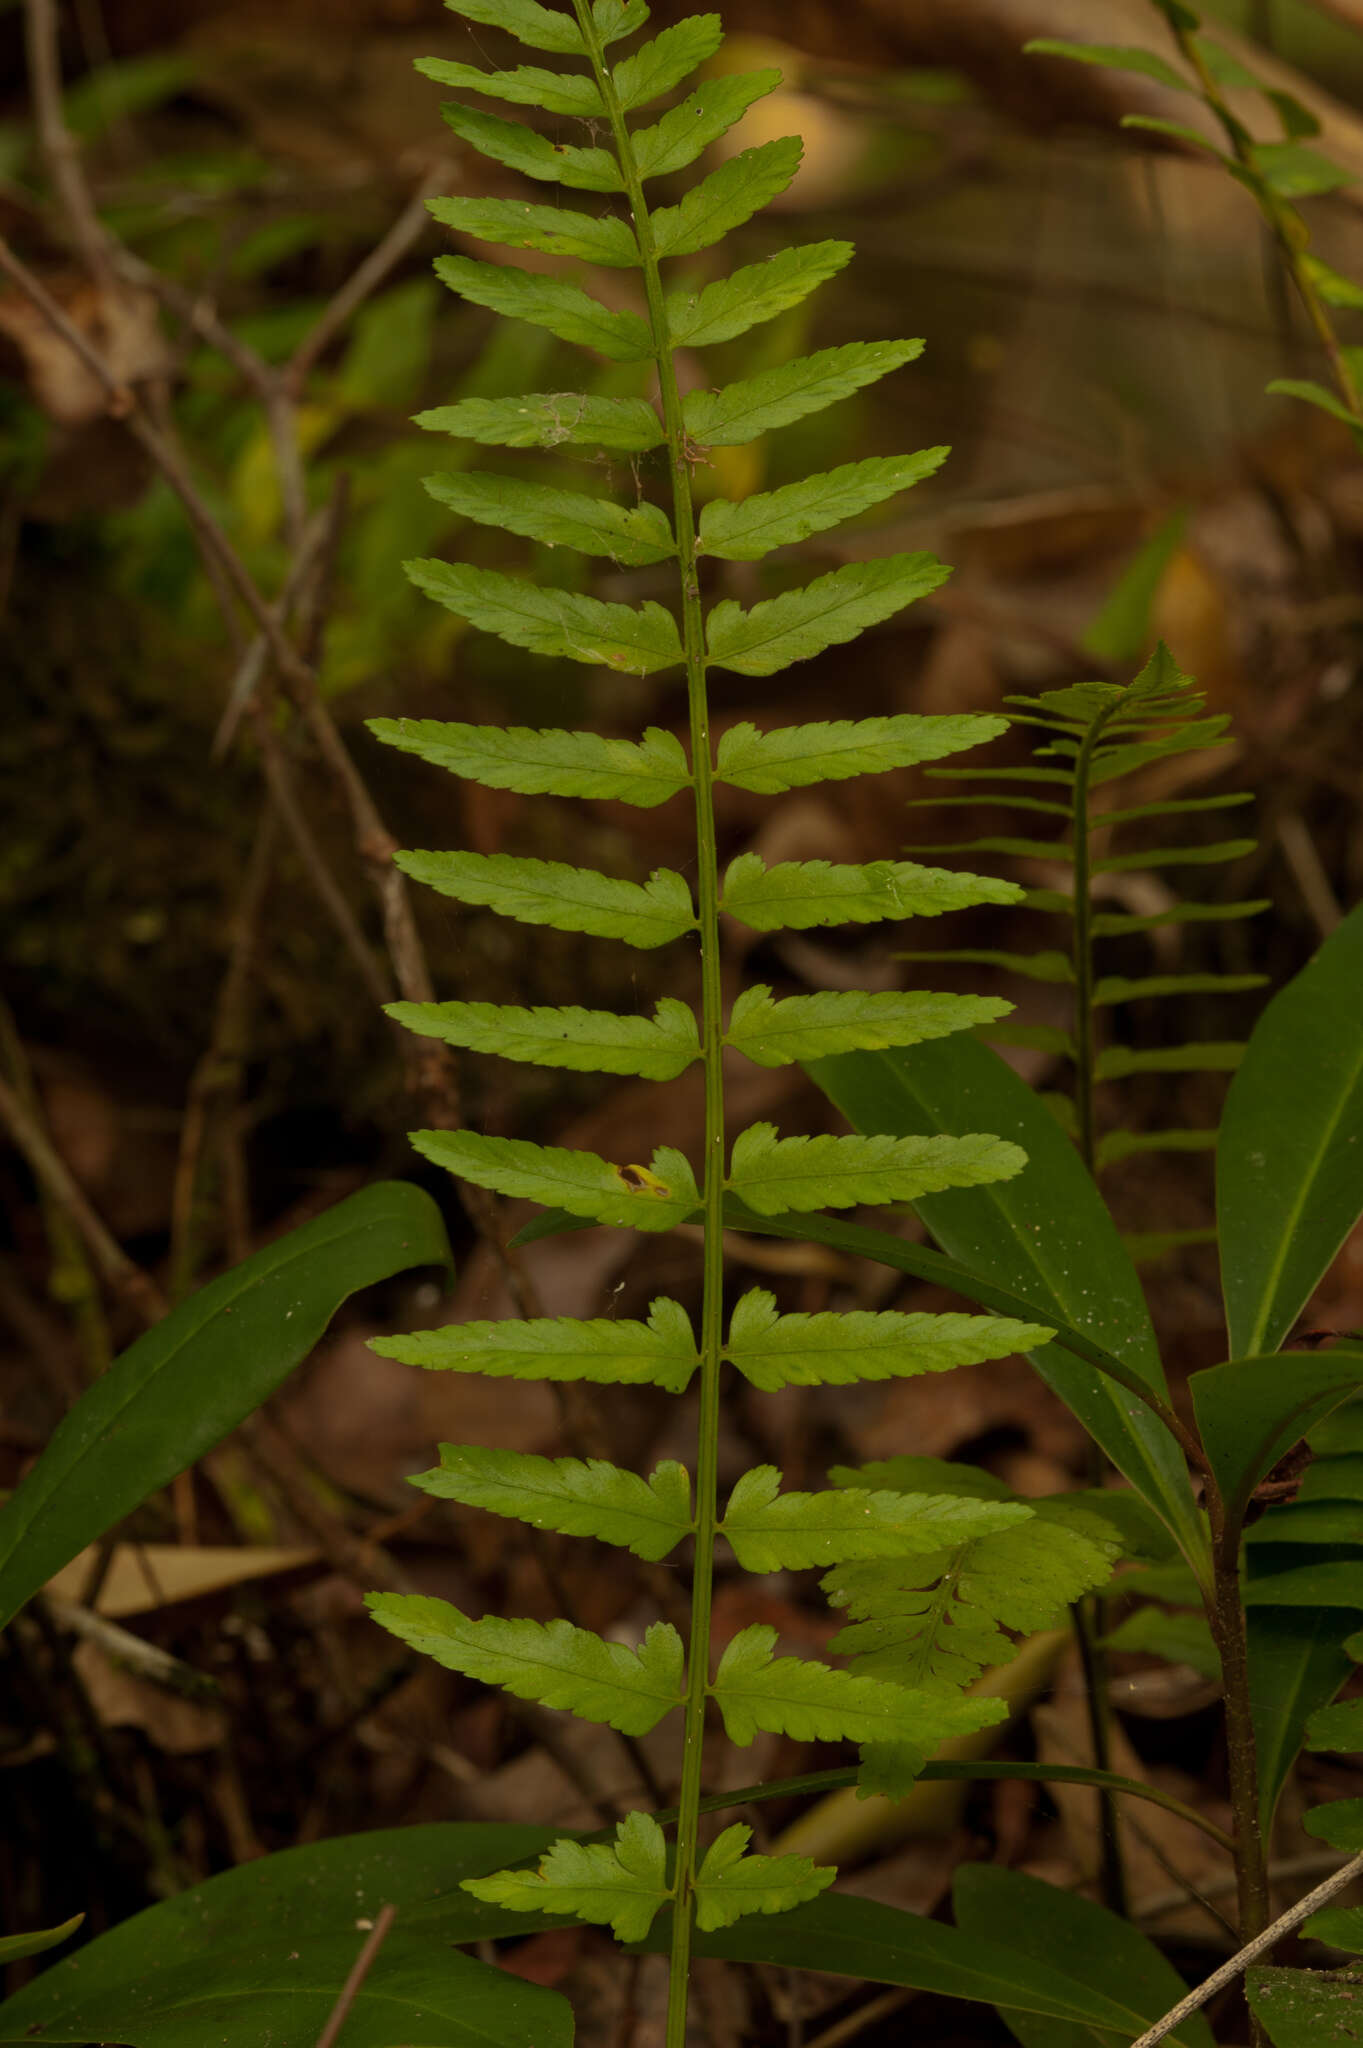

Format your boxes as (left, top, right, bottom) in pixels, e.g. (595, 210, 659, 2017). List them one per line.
(428, 195, 638, 269)
(416, 390, 663, 453)
(415, 54, 604, 119)
(807, 1037, 1205, 1566)
(612, 16, 724, 111)
(370, 717, 689, 803)
(707, 555, 950, 675)
(0, 1184, 450, 1630)
(395, 851, 696, 947)
(388, 995, 699, 1079)
(953, 1865, 1215, 2048)
(407, 560, 682, 671)
(1247, 1606, 1363, 1827)
(650, 138, 803, 258)
(1190, 1352, 1363, 1535)
(1219, 900, 1363, 1357)
(714, 713, 1002, 791)
(423, 471, 675, 565)
(667, 241, 853, 350)
(1248, 1966, 1363, 2046)
(631, 69, 780, 180)
(0, 1826, 568, 2047)
(437, 102, 620, 191)
(698, 447, 947, 558)
(685, 340, 923, 448)
(432, 256, 650, 360)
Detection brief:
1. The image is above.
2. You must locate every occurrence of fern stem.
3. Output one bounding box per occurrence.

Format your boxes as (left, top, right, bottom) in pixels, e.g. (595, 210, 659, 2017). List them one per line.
(575, 14, 724, 2037)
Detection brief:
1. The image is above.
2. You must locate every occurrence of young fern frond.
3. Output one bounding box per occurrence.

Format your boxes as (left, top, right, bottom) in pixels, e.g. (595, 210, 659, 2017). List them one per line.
(367, 4, 1054, 2035)
(905, 644, 1266, 1181)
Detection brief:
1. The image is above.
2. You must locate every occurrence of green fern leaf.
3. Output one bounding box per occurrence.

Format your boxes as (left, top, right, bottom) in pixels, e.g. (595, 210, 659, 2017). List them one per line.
(613, 15, 724, 110)
(423, 471, 675, 565)
(697, 448, 946, 558)
(414, 54, 604, 119)
(693, 1825, 834, 1931)
(685, 340, 923, 448)
(436, 103, 621, 191)
(406, 560, 682, 671)
(463, 1811, 670, 1942)
(1096, 1042, 1243, 1078)
(395, 851, 696, 947)
(594, 0, 651, 46)
(706, 555, 949, 674)
(387, 995, 699, 1079)
(1097, 790, 1254, 828)
(1095, 1127, 1218, 1167)
(1093, 971, 1266, 1006)
(667, 241, 852, 350)
(650, 138, 803, 258)
(369, 718, 689, 803)
(411, 1130, 700, 1231)
(725, 986, 1008, 1068)
(416, 391, 663, 454)
(714, 713, 1003, 792)
(832, 1457, 1017, 1504)
(719, 1465, 1030, 1571)
(898, 948, 1073, 982)
(1024, 39, 1191, 91)
(721, 851, 1018, 932)
(428, 196, 640, 269)
(723, 1287, 1053, 1388)
(432, 257, 651, 360)
(443, 0, 587, 54)
(366, 1596, 684, 1733)
(1089, 900, 1269, 937)
(632, 69, 781, 180)
(413, 1446, 694, 1560)
(726, 1121, 1025, 1216)
(370, 1297, 699, 1391)
(710, 1623, 1006, 1749)
(827, 1520, 1117, 1691)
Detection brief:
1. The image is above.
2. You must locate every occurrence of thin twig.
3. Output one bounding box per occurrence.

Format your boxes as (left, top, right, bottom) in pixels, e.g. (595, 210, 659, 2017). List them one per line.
(24, 0, 113, 288)
(313, 1902, 397, 2048)
(285, 164, 453, 394)
(1128, 1851, 1363, 2048)
(0, 234, 132, 412)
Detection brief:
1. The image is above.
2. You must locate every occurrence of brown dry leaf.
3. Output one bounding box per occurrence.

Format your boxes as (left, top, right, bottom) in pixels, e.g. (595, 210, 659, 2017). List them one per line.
(0, 278, 168, 426)
(46, 1542, 319, 1617)
(71, 1638, 226, 1752)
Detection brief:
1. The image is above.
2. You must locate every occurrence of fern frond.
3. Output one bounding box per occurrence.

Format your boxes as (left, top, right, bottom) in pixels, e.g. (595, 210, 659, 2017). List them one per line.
(718, 1465, 1030, 1571)
(726, 1122, 1024, 1216)
(632, 69, 781, 179)
(394, 852, 695, 947)
(651, 138, 804, 257)
(414, 53, 605, 117)
(427, 195, 640, 268)
(666, 242, 853, 349)
(416, 391, 664, 453)
(726, 986, 1009, 1067)
(387, 995, 699, 1079)
(714, 714, 1004, 793)
(721, 852, 1018, 932)
(370, 1297, 699, 1390)
(611, 16, 724, 111)
(443, 0, 589, 53)
(685, 342, 924, 449)
(365, 1597, 684, 1733)
(407, 560, 682, 671)
(723, 1288, 1052, 1388)
(706, 556, 949, 673)
(694, 1825, 834, 1930)
(464, 1811, 670, 1942)
(410, 1130, 700, 1230)
(711, 1623, 1007, 1749)
(436, 102, 621, 191)
(431, 256, 651, 360)
(369, 719, 689, 803)
(697, 448, 947, 558)
(422, 471, 675, 565)
(413, 1447, 694, 1559)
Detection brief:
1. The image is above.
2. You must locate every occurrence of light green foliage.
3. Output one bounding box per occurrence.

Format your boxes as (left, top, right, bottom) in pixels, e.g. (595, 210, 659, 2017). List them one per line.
(395, 851, 696, 947)
(437, 102, 621, 189)
(371, 1298, 699, 1390)
(414, 1446, 693, 1559)
(371, 719, 689, 802)
(366, 1598, 685, 1734)
(431, 256, 651, 358)
(632, 70, 780, 179)
(407, 560, 682, 669)
(428, 195, 640, 267)
(388, 995, 699, 1079)
(685, 342, 925, 449)
(667, 241, 852, 348)
(410, 1130, 700, 1230)
(698, 449, 947, 558)
(727, 1122, 1025, 1216)
(715, 715, 1005, 793)
(612, 17, 724, 111)
(726, 986, 1010, 1067)
(414, 54, 605, 117)
(445, 0, 588, 51)
(710, 1624, 1008, 1750)
(724, 1289, 1053, 1388)
(721, 851, 1019, 931)
(464, 1811, 670, 1942)
(424, 470, 675, 564)
(719, 1465, 1031, 1571)
(415, 391, 664, 452)
(651, 138, 803, 256)
(693, 1825, 834, 1930)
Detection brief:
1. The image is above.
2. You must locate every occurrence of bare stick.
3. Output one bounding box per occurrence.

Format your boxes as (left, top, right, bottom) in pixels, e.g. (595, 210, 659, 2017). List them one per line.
(1128, 1850, 1363, 2048)
(313, 1902, 398, 2048)
(24, 0, 113, 288)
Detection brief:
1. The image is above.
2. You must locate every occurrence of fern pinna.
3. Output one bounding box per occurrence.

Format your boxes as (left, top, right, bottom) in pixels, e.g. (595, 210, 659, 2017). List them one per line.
(362, 1, 1085, 2032)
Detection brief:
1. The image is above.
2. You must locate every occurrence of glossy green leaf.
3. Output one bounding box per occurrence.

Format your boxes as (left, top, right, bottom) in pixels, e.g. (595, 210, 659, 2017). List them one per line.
(721, 850, 1017, 931)
(429, 195, 639, 269)
(611, 15, 724, 111)
(727, 1120, 1024, 1216)
(667, 240, 853, 350)
(411, 1129, 700, 1230)
(0, 1917, 83, 1967)
(806, 1036, 1205, 1567)
(698, 447, 948, 558)
(432, 256, 650, 359)
(953, 1865, 1216, 2048)
(631, 68, 780, 180)
(1248, 1966, 1363, 2046)
(693, 1825, 834, 1931)
(371, 1296, 698, 1391)
(1303, 1905, 1363, 1951)
(726, 985, 1008, 1068)
(387, 995, 699, 1079)
(436, 101, 620, 190)
(1024, 38, 1191, 92)
(1219, 900, 1363, 1357)
(407, 559, 682, 671)
(414, 53, 604, 118)
(0, 1184, 451, 1630)
(370, 717, 688, 802)
(367, 1597, 685, 1734)
(1248, 1607, 1363, 1826)
(686, 341, 924, 449)
(443, 0, 586, 53)
(1190, 1351, 1363, 1534)
(719, 1464, 1028, 1572)
(710, 1623, 1004, 1749)
(0, 1825, 568, 2047)
(464, 1812, 669, 1943)
(651, 138, 802, 258)
(724, 1287, 1048, 1388)
(415, 390, 663, 453)
(714, 713, 1003, 792)
(396, 851, 695, 947)
(423, 469, 675, 564)
(412, 1446, 693, 1559)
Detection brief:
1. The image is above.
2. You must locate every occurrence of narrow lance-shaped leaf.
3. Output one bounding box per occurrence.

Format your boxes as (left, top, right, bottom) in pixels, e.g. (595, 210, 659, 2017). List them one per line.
(414, 54, 604, 119)
(650, 138, 803, 259)
(1024, 38, 1192, 90)
(437, 101, 620, 192)
(719, 1465, 1032, 1572)
(464, 1813, 670, 1943)
(686, 340, 924, 449)
(694, 1826, 834, 1932)
(726, 1120, 1025, 1217)
(667, 241, 853, 350)
(721, 850, 1019, 933)
(707, 555, 950, 676)
(411, 1130, 701, 1232)
(386, 995, 700, 1081)
(723, 1286, 1053, 1389)
(711, 1623, 1006, 1750)
(371, 1297, 699, 1392)
(631, 68, 780, 181)
(370, 718, 689, 804)
(428, 195, 639, 270)
(725, 985, 1010, 1068)
(715, 713, 1004, 792)
(1190, 1351, 1363, 1534)
(412, 1446, 694, 1560)
(698, 447, 947, 558)
(366, 1597, 685, 1735)
(422, 472, 676, 567)
(408, 560, 683, 672)
(432, 256, 651, 361)
(415, 391, 664, 454)
(396, 850, 696, 949)
(612, 16, 724, 112)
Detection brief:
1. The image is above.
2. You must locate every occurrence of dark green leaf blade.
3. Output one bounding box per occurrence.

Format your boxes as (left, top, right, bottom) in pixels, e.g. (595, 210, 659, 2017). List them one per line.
(706, 555, 950, 674)
(1248, 1966, 1363, 2048)
(686, 341, 924, 449)
(667, 241, 853, 349)
(698, 447, 947, 558)
(369, 717, 689, 803)
(651, 138, 803, 258)
(1248, 1606, 1363, 1827)
(395, 850, 696, 948)
(0, 1185, 451, 1630)
(631, 69, 781, 180)
(1190, 1352, 1363, 1534)
(432, 256, 651, 360)
(406, 559, 682, 671)
(414, 54, 604, 119)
